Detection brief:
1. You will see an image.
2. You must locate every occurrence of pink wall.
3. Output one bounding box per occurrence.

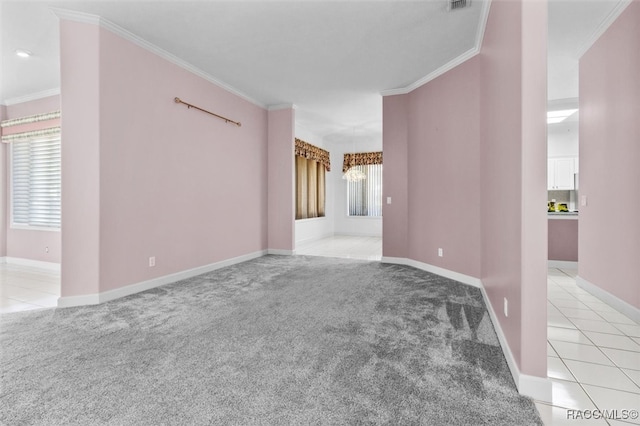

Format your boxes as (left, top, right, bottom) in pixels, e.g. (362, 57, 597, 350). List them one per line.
(267, 108, 295, 252)
(0, 105, 6, 257)
(382, 95, 409, 258)
(4, 96, 59, 118)
(579, 0, 640, 309)
(383, 0, 548, 379)
(406, 57, 481, 277)
(518, 0, 549, 376)
(60, 21, 101, 297)
(549, 219, 578, 261)
(480, 0, 548, 376)
(61, 20, 269, 296)
(2, 95, 61, 263)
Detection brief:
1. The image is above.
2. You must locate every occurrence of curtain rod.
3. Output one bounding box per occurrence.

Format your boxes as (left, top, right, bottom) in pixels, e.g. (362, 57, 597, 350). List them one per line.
(174, 97, 241, 127)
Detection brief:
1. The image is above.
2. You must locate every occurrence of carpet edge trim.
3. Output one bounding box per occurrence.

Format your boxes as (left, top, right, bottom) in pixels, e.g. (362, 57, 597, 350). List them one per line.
(57, 249, 268, 308)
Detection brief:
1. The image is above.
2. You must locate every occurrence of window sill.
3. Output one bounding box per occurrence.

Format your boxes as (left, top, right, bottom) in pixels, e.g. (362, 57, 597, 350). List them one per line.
(344, 215, 382, 220)
(295, 217, 327, 222)
(10, 224, 61, 232)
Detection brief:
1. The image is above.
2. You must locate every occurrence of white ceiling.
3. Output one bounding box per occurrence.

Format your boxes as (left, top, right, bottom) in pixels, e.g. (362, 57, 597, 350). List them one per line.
(0, 0, 629, 142)
(547, 0, 628, 102)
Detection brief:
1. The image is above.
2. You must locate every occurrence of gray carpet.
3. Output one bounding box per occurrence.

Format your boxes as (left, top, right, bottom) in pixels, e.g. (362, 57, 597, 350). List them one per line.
(0, 255, 542, 425)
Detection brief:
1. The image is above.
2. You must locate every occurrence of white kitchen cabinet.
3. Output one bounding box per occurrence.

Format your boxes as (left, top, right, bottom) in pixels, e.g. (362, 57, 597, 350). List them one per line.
(548, 157, 576, 190)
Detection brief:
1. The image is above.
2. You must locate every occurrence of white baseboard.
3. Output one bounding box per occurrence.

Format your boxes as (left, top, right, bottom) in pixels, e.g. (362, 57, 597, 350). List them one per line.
(480, 286, 553, 402)
(267, 249, 295, 255)
(548, 260, 578, 269)
(381, 255, 551, 402)
(576, 276, 640, 323)
(381, 256, 482, 288)
(58, 250, 267, 308)
(4, 257, 61, 272)
(57, 292, 100, 307)
(334, 231, 382, 238)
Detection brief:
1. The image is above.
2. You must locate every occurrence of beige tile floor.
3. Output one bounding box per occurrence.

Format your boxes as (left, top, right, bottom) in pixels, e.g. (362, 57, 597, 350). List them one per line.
(537, 268, 640, 425)
(0, 263, 60, 313)
(1, 248, 638, 426)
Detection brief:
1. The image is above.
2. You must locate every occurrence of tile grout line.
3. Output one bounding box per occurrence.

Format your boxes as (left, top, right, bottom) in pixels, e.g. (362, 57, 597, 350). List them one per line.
(546, 268, 640, 424)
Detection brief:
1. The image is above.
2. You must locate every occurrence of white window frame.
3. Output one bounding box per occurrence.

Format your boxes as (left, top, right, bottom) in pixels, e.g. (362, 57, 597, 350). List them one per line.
(9, 136, 62, 232)
(346, 164, 383, 218)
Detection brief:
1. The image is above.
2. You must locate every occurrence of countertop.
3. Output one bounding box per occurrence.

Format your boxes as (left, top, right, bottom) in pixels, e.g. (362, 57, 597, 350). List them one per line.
(548, 211, 578, 219)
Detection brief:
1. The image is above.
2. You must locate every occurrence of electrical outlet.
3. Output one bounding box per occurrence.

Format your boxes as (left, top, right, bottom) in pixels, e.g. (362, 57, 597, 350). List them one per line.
(504, 297, 508, 317)
(386, 197, 392, 205)
(580, 195, 588, 207)
(45, 246, 49, 253)
(438, 248, 443, 257)
(149, 256, 156, 267)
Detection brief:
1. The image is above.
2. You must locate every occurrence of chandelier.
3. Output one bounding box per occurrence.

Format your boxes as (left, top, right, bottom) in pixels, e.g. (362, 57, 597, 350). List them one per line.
(342, 126, 367, 182)
(342, 166, 366, 182)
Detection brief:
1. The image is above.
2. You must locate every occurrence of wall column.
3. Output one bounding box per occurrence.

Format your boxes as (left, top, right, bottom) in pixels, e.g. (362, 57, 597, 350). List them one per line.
(59, 20, 101, 298)
(267, 107, 295, 253)
(382, 95, 409, 259)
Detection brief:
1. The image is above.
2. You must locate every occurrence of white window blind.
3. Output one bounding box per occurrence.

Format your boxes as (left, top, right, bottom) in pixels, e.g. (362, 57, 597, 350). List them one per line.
(347, 164, 382, 217)
(11, 136, 61, 229)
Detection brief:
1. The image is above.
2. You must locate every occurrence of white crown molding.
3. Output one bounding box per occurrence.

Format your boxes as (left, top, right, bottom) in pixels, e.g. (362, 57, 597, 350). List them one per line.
(381, 47, 479, 96)
(576, 0, 633, 59)
(381, 0, 491, 97)
(49, 7, 100, 25)
(475, 0, 492, 58)
(58, 249, 267, 308)
(268, 103, 296, 111)
(49, 7, 266, 110)
(2, 88, 61, 107)
(576, 275, 640, 323)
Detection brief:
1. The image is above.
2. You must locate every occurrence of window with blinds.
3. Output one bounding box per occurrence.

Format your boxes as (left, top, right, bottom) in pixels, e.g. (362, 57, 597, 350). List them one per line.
(347, 164, 382, 217)
(11, 136, 62, 229)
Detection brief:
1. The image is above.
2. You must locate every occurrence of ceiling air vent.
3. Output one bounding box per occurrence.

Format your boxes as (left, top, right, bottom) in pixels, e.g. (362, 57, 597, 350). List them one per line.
(448, 0, 470, 11)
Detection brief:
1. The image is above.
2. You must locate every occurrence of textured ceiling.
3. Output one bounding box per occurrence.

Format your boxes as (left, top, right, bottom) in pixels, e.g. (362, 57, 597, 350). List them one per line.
(0, 0, 629, 142)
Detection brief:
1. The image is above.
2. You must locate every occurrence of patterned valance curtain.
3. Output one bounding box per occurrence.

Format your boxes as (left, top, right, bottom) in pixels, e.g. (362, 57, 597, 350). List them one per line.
(1, 111, 61, 143)
(343, 151, 383, 172)
(295, 138, 331, 172)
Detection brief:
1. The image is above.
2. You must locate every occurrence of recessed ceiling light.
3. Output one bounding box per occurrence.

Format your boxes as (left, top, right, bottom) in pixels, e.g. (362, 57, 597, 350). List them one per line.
(547, 108, 578, 124)
(15, 49, 32, 58)
(547, 109, 578, 119)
